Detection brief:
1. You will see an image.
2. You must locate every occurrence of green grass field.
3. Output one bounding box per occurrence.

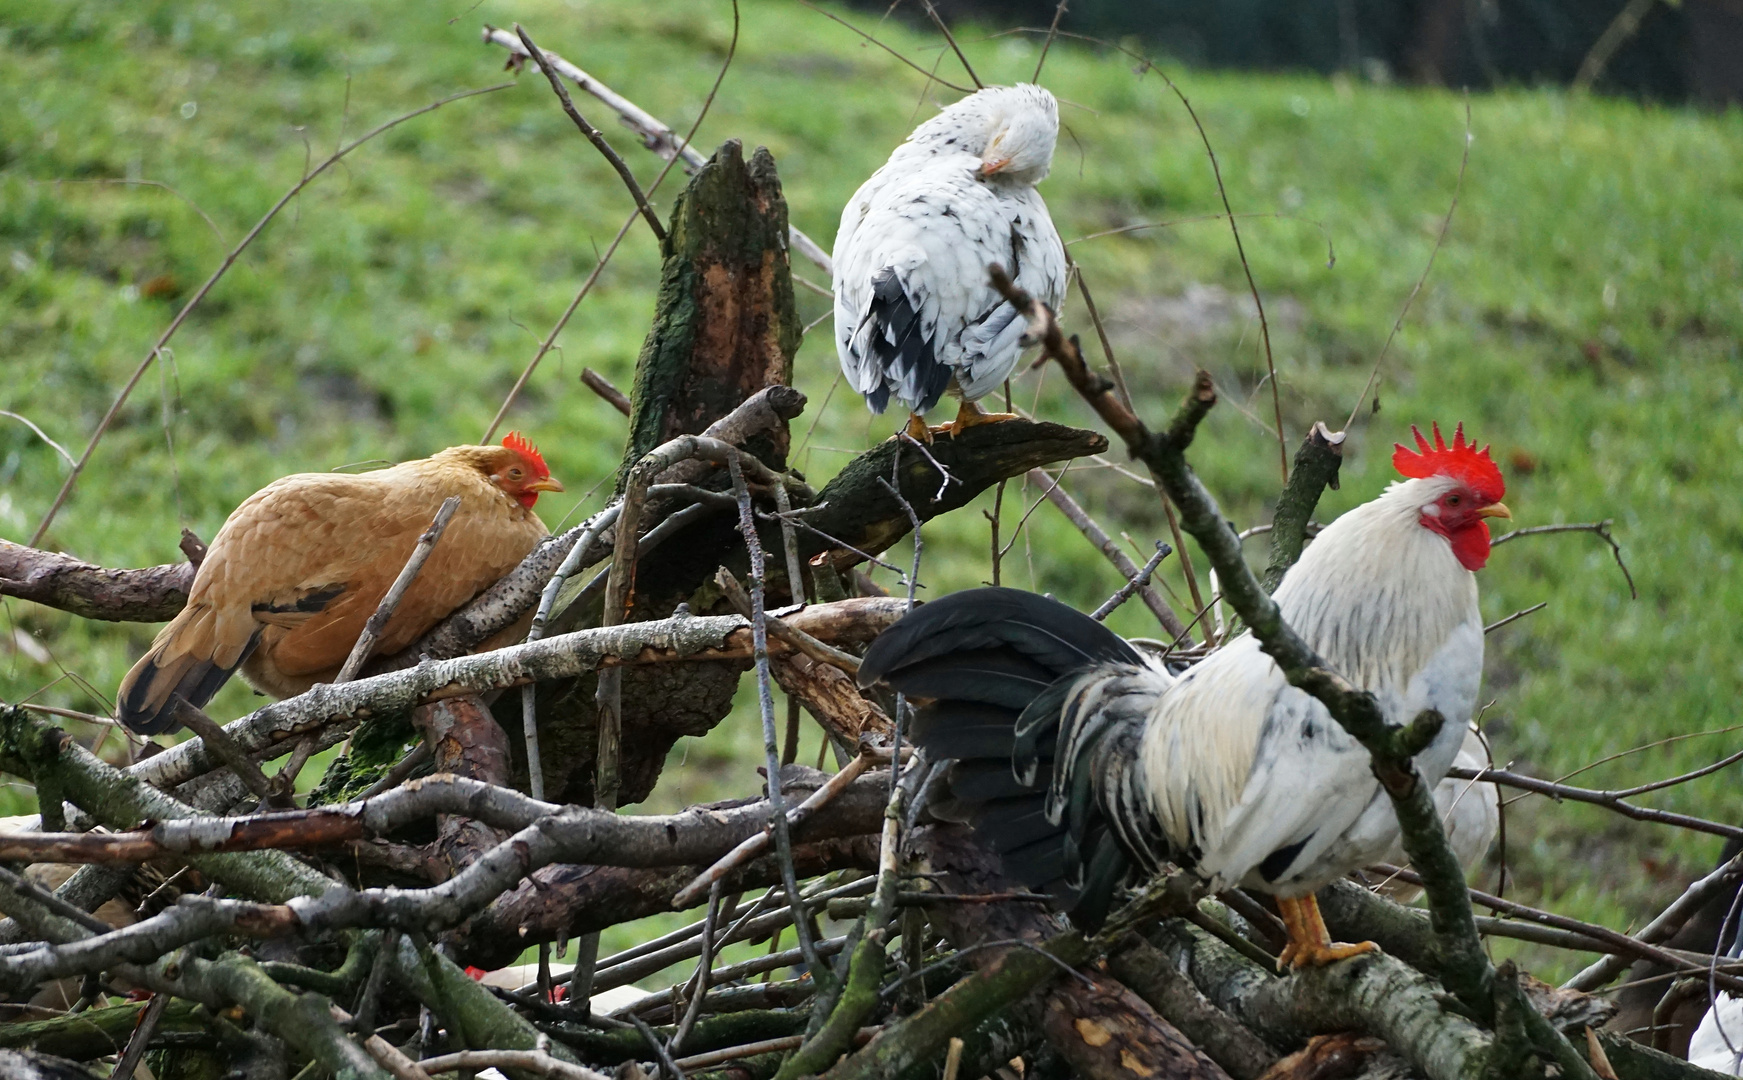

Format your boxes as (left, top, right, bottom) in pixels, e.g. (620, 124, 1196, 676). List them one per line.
(2, 0, 1741, 986)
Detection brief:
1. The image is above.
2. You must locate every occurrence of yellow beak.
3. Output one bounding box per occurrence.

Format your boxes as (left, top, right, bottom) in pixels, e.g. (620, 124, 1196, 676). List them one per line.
(1474, 502, 1511, 521)
(526, 476, 565, 494)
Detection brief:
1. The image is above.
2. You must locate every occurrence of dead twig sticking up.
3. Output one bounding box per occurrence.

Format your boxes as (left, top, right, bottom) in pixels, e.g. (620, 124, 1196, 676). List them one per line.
(514, 24, 667, 243)
(728, 452, 827, 981)
(335, 498, 462, 685)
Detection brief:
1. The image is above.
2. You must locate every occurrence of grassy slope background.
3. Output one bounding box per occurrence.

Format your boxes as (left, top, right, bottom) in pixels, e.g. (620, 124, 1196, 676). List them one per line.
(1, 0, 1740, 984)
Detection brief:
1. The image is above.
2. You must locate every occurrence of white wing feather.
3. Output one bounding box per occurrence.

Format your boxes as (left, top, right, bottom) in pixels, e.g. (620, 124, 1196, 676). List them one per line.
(833, 153, 1064, 413)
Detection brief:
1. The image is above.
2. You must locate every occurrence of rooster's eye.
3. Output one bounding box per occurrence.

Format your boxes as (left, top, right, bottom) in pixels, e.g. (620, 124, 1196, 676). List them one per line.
(1446, 495, 1460, 507)
(508, 467, 524, 480)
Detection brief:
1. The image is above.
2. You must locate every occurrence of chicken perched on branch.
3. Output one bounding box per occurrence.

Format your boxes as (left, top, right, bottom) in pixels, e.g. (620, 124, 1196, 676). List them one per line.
(861, 424, 1510, 966)
(833, 84, 1066, 441)
(117, 434, 562, 734)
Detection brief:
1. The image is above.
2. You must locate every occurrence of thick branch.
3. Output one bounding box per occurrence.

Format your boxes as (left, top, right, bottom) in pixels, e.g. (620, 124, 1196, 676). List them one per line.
(0, 540, 191, 622)
(804, 420, 1107, 570)
(1150, 919, 1490, 1080)
(124, 597, 905, 794)
(1262, 423, 1344, 591)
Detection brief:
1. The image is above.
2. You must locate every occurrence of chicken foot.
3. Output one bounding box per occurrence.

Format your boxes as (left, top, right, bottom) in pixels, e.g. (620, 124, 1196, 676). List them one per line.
(1275, 893, 1378, 970)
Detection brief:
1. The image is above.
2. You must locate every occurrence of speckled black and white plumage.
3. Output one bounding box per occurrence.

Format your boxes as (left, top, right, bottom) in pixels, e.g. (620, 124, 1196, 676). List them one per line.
(860, 472, 1499, 929)
(832, 84, 1067, 416)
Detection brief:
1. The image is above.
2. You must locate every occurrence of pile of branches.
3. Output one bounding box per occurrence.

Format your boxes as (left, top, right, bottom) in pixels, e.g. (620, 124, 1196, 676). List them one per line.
(0, 24, 1730, 1080)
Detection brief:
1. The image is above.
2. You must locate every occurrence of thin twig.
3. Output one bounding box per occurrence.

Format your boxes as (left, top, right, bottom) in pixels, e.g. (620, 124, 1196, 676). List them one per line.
(522, 502, 621, 802)
(1345, 94, 1471, 430)
(170, 699, 275, 801)
(483, 23, 829, 273)
(484, 0, 740, 443)
(44, 177, 228, 242)
(1566, 854, 1743, 992)
(919, 0, 983, 89)
(1067, 260, 1135, 412)
(673, 750, 876, 907)
(1031, 0, 1069, 82)
(669, 880, 723, 1056)
(336, 498, 461, 683)
(1090, 541, 1171, 621)
(1371, 863, 1743, 996)
(1024, 466, 1187, 636)
(1484, 601, 1547, 634)
(0, 411, 76, 468)
(1446, 765, 1743, 840)
(797, 3, 976, 94)
(730, 454, 825, 980)
(514, 24, 667, 242)
(30, 81, 513, 546)
(1492, 520, 1637, 599)
(112, 990, 169, 1080)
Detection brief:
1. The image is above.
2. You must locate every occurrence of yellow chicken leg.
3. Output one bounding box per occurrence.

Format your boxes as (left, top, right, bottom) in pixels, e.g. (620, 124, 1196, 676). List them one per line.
(945, 399, 1019, 437)
(902, 412, 934, 444)
(1274, 894, 1378, 970)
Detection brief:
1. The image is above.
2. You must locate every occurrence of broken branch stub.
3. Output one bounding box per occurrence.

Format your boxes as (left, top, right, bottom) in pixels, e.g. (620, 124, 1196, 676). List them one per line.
(618, 139, 803, 487)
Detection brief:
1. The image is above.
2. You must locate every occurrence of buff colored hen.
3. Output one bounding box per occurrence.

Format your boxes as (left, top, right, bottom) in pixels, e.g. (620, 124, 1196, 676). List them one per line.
(117, 433, 561, 734)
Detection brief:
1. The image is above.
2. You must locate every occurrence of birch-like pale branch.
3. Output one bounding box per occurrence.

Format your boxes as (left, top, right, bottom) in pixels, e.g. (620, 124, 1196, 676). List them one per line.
(483, 24, 833, 275)
(125, 596, 906, 793)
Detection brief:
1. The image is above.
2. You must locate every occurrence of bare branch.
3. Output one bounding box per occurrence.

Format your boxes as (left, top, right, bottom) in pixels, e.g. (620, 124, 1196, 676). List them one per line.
(514, 24, 667, 243)
(337, 497, 461, 683)
(1026, 467, 1188, 636)
(1447, 764, 1743, 840)
(481, 24, 832, 273)
(1492, 520, 1637, 599)
(581, 367, 632, 416)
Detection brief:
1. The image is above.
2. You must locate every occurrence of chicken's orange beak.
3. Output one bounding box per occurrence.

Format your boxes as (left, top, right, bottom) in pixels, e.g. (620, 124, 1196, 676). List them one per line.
(1474, 502, 1511, 521)
(978, 156, 1011, 177)
(525, 476, 565, 494)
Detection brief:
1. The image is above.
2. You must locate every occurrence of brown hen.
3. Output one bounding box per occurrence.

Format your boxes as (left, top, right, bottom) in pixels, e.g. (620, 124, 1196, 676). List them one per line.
(117, 434, 562, 735)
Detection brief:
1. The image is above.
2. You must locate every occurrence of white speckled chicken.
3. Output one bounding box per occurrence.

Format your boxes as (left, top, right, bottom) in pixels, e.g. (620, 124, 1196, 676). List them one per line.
(832, 84, 1066, 440)
(859, 424, 1510, 966)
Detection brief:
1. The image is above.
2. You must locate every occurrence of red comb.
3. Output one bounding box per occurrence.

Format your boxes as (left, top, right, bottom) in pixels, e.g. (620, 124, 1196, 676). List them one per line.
(501, 431, 550, 477)
(1392, 423, 1504, 502)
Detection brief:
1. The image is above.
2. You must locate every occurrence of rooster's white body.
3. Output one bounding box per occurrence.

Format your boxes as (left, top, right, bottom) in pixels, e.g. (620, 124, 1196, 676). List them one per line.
(1133, 474, 1483, 895)
(861, 425, 1509, 957)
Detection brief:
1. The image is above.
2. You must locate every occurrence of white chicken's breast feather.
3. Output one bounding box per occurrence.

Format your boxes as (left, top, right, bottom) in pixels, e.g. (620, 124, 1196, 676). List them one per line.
(1135, 473, 1485, 896)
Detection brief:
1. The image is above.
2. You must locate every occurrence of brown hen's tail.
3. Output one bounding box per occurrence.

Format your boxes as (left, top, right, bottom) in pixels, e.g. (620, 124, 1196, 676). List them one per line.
(116, 606, 259, 735)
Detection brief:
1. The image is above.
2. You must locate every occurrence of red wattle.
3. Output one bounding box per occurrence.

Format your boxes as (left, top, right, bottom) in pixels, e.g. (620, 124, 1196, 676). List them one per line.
(517, 492, 538, 508)
(1449, 520, 1492, 571)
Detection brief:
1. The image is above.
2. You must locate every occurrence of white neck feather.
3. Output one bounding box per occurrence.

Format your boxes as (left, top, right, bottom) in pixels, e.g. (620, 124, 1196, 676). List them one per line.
(1271, 476, 1480, 692)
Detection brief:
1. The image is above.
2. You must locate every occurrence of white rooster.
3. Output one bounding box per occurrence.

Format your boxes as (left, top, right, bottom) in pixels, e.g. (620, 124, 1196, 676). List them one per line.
(859, 424, 1510, 966)
(832, 84, 1066, 441)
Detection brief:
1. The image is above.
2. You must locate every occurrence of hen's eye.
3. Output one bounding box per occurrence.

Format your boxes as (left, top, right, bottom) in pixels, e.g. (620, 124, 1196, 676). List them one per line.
(508, 467, 524, 480)
(1446, 495, 1461, 507)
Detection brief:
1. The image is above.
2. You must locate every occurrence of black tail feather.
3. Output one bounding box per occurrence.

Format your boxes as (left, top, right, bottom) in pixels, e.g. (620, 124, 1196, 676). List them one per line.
(860, 587, 1156, 929)
(117, 632, 258, 736)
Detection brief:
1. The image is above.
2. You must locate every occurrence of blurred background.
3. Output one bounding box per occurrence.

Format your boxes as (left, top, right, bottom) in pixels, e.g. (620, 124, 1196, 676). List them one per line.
(905, 0, 1743, 104)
